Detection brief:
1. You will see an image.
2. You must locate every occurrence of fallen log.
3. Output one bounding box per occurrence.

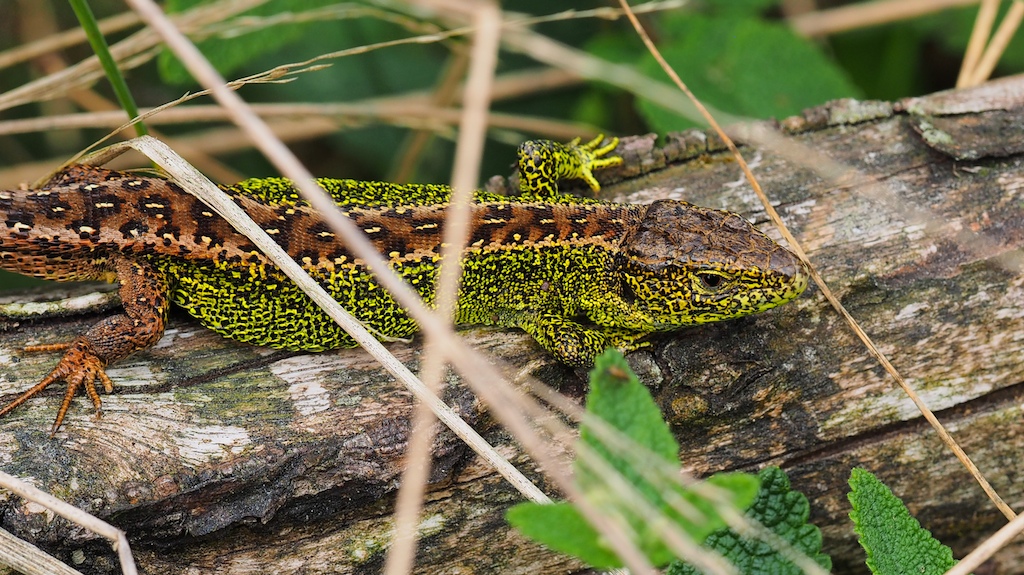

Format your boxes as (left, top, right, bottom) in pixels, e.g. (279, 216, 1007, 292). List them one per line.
(2, 74, 1024, 574)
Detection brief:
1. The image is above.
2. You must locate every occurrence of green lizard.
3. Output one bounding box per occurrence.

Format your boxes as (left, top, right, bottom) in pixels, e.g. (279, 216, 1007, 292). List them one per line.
(0, 136, 807, 431)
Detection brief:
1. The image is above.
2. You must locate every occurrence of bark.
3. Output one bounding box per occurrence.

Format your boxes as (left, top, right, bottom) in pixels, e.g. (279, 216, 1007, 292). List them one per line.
(3, 74, 1024, 574)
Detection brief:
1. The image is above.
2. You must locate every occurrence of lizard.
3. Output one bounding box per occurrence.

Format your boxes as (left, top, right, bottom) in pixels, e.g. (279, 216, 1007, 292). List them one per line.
(0, 136, 808, 432)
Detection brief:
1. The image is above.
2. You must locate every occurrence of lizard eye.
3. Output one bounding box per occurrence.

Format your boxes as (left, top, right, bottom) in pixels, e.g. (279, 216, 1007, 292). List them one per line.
(695, 271, 729, 292)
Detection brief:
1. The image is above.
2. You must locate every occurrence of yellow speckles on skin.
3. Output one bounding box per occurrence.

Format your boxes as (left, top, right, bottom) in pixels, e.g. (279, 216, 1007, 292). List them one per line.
(84, 184, 100, 191)
(317, 231, 335, 238)
(201, 235, 213, 244)
(483, 218, 507, 225)
(364, 226, 381, 234)
(201, 211, 214, 218)
(127, 180, 145, 187)
(265, 228, 280, 235)
(388, 251, 401, 259)
(415, 223, 438, 231)
(95, 202, 115, 209)
(540, 218, 555, 224)
(79, 225, 96, 234)
(31, 190, 51, 197)
(512, 233, 522, 241)
(145, 202, 166, 209)
(162, 233, 175, 241)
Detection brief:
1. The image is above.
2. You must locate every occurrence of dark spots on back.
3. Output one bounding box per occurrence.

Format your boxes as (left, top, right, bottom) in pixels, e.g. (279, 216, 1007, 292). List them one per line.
(138, 195, 172, 216)
(67, 219, 100, 242)
(91, 194, 125, 215)
(123, 178, 152, 191)
(5, 210, 34, 229)
(307, 221, 335, 243)
(295, 248, 320, 266)
(119, 219, 149, 238)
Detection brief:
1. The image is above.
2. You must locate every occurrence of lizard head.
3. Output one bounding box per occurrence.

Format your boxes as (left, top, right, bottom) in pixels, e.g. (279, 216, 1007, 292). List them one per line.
(613, 200, 808, 329)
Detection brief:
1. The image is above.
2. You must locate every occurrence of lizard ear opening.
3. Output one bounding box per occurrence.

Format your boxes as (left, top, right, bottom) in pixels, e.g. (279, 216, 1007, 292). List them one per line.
(619, 275, 638, 304)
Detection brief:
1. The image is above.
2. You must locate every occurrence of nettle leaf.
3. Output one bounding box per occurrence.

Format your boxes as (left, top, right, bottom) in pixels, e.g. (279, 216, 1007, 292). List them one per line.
(505, 502, 621, 569)
(508, 350, 758, 569)
(848, 468, 964, 575)
(637, 14, 859, 131)
(666, 466, 831, 575)
(159, 0, 347, 85)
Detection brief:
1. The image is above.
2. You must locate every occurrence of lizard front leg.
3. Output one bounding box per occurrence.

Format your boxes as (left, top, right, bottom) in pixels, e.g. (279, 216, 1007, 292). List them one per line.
(516, 135, 623, 199)
(0, 256, 170, 433)
(517, 312, 650, 367)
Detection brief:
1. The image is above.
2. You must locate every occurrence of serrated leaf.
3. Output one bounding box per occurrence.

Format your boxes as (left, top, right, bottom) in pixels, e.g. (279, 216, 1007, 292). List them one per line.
(666, 466, 831, 575)
(576, 350, 761, 566)
(505, 502, 622, 568)
(636, 15, 859, 131)
(848, 468, 963, 575)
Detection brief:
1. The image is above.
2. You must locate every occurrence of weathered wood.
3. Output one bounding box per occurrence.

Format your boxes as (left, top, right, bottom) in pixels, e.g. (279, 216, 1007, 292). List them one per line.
(3, 74, 1024, 573)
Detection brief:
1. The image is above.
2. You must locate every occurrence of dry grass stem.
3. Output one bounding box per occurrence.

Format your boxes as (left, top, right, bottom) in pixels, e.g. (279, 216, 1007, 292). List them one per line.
(0, 470, 137, 575)
(0, 527, 85, 575)
(968, 0, 1024, 86)
(957, 0, 1000, 86)
(0, 10, 140, 70)
(384, 2, 502, 573)
(945, 508, 1024, 574)
(790, 0, 980, 36)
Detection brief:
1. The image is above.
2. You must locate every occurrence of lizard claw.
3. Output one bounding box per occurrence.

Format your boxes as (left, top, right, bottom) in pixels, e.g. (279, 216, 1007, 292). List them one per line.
(0, 338, 111, 435)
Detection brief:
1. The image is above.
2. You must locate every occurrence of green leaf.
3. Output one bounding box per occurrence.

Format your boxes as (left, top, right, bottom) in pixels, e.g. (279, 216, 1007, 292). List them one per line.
(159, 0, 343, 85)
(711, 0, 783, 17)
(506, 502, 622, 569)
(848, 468, 962, 575)
(513, 350, 759, 568)
(666, 466, 831, 575)
(636, 14, 859, 131)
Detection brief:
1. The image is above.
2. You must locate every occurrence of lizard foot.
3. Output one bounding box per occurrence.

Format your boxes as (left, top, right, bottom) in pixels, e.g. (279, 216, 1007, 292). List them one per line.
(568, 134, 623, 192)
(0, 338, 112, 435)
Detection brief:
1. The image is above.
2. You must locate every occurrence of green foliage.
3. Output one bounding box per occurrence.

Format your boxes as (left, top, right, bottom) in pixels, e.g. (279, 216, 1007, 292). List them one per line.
(631, 12, 860, 131)
(159, 0, 350, 85)
(666, 466, 831, 575)
(848, 468, 964, 575)
(506, 350, 759, 569)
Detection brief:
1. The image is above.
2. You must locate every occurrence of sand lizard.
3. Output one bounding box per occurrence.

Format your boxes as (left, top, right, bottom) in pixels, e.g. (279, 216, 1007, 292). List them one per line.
(0, 136, 807, 431)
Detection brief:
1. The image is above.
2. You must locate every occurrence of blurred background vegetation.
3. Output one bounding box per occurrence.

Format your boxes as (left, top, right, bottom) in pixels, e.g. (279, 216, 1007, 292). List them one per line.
(0, 0, 1022, 289)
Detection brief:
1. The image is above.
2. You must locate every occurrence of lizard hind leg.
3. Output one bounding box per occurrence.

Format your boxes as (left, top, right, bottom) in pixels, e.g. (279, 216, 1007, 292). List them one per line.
(0, 256, 170, 433)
